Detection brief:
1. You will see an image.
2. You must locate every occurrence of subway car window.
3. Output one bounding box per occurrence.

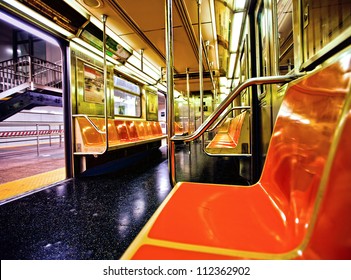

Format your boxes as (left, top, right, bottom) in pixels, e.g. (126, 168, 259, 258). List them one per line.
(256, 2, 268, 96)
(302, 0, 351, 61)
(257, 5, 268, 77)
(278, 0, 294, 74)
(113, 76, 141, 117)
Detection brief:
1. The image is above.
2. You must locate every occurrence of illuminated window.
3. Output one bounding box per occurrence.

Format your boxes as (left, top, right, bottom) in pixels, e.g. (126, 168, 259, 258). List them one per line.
(113, 76, 141, 117)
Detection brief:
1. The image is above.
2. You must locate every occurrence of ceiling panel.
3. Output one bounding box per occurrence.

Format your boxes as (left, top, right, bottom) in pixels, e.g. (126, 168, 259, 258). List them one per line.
(113, 0, 183, 30)
(74, 0, 219, 92)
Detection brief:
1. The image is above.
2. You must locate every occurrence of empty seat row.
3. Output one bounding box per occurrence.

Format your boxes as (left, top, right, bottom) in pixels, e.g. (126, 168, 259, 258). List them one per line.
(74, 118, 166, 153)
(205, 111, 250, 154)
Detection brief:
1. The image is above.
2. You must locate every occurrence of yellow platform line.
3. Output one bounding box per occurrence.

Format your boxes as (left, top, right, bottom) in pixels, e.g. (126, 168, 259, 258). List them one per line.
(0, 168, 66, 202)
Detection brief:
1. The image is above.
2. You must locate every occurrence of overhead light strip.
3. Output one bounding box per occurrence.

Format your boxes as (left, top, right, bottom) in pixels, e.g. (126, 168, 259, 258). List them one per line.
(71, 38, 120, 66)
(2, 0, 73, 38)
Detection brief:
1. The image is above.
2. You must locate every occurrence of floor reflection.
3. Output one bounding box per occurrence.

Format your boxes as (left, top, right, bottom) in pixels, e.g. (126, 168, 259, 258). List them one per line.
(0, 148, 171, 260)
(0, 143, 248, 259)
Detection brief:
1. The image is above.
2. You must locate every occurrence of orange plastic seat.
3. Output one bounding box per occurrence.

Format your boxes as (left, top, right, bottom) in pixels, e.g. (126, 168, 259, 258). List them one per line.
(152, 121, 163, 136)
(114, 120, 130, 142)
(135, 121, 148, 139)
(207, 111, 246, 149)
(121, 48, 351, 260)
(148, 121, 159, 136)
(174, 122, 184, 135)
(76, 117, 104, 147)
(217, 118, 232, 133)
(145, 121, 154, 137)
(125, 120, 139, 141)
(95, 118, 120, 146)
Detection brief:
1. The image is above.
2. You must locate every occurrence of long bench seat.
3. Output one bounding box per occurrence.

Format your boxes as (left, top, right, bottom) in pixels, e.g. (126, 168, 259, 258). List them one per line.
(121, 47, 351, 259)
(205, 111, 250, 155)
(74, 118, 166, 154)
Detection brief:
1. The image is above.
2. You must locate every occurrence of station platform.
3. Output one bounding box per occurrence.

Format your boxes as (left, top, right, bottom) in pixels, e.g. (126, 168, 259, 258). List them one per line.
(0, 142, 65, 203)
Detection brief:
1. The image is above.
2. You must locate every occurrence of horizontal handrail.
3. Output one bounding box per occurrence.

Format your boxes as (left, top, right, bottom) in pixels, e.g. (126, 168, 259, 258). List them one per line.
(204, 151, 252, 157)
(171, 75, 302, 143)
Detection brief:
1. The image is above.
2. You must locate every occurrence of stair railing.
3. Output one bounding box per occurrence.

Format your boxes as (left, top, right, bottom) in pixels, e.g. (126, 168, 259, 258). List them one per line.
(0, 55, 62, 95)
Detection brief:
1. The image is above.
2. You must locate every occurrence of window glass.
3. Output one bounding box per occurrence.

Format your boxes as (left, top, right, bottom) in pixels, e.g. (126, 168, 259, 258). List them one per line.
(302, 0, 351, 62)
(114, 76, 140, 94)
(278, 0, 294, 74)
(113, 76, 141, 117)
(256, 3, 267, 96)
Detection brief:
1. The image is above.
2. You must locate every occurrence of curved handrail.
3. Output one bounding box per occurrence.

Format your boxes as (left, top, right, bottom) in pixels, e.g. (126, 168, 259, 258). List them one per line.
(72, 114, 107, 156)
(72, 114, 106, 135)
(171, 75, 303, 143)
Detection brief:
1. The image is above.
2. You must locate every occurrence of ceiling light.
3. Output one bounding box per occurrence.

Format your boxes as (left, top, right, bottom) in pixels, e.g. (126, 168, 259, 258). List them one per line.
(81, 0, 104, 9)
(2, 0, 73, 39)
(230, 12, 243, 52)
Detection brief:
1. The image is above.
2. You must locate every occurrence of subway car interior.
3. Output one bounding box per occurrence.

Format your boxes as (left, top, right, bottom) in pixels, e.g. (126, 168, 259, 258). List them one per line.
(0, 0, 350, 260)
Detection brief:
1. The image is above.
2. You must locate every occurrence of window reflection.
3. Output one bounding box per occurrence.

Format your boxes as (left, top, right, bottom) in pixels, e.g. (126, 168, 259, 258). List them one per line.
(113, 76, 141, 117)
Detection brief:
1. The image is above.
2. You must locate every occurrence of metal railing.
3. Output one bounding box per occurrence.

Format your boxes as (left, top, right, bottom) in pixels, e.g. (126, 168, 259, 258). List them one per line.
(72, 114, 108, 156)
(0, 122, 64, 156)
(0, 55, 62, 93)
(206, 106, 251, 132)
(169, 74, 304, 185)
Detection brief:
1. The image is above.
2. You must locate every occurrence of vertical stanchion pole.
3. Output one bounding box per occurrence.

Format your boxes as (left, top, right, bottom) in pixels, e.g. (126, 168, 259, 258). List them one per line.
(60, 41, 74, 179)
(59, 124, 62, 148)
(28, 55, 34, 90)
(36, 124, 39, 156)
(197, 0, 204, 148)
(102, 14, 109, 152)
(186, 68, 191, 135)
(49, 124, 52, 146)
(165, 0, 176, 185)
(186, 67, 191, 154)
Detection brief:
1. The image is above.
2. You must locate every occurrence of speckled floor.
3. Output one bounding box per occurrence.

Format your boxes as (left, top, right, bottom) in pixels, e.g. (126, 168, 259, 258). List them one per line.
(0, 143, 249, 260)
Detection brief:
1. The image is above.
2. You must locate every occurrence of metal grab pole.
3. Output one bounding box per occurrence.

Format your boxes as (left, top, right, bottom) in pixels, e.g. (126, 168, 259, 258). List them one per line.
(102, 14, 109, 151)
(165, 0, 176, 185)
(197, 0, 204, 147)
(186, 68, 191, 153)
(186, 68, 191, 134)
(36, 123, 39, 156)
